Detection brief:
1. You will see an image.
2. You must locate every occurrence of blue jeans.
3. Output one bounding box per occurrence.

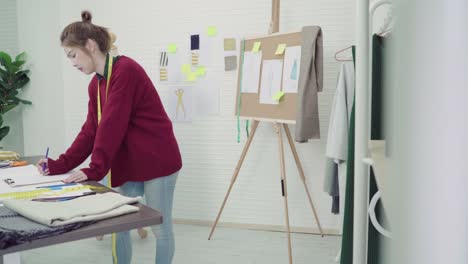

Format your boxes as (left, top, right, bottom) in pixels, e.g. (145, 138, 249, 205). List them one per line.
(114, 172, 178, 264)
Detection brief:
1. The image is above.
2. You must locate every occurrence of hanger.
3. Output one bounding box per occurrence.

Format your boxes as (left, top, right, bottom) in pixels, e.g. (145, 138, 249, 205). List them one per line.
(334, 45, 353, 61)
(378, 27, 392, 37)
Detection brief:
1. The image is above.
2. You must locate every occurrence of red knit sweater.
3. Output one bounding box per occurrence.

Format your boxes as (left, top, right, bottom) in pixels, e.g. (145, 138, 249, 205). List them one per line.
(48, 56, 182, 187)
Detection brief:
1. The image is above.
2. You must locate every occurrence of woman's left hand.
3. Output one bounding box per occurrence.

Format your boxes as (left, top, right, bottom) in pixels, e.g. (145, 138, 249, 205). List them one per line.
(64, 170, 88, 183)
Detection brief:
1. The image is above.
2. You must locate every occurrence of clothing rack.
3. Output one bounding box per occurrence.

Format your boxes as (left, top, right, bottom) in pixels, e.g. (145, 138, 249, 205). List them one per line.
(353, 0, 392, 263)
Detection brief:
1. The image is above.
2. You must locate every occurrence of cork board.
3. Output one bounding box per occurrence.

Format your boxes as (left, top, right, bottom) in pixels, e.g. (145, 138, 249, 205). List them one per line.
(235, 31, 302, 123)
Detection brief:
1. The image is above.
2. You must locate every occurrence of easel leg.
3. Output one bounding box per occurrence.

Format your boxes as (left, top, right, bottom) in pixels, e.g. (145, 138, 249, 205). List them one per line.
(275, 123, 293, 264)
(283, 124, 324, 236)
(208, 120, 260, 240)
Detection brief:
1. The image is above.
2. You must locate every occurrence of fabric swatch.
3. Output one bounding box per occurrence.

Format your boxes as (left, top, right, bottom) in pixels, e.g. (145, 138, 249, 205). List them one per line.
(224, 38, 236, 51)
(191, 35, 200, 50)
(191, 52, 199, 65)
(224, 55, 237, 71)
(160, 52, 168, 66)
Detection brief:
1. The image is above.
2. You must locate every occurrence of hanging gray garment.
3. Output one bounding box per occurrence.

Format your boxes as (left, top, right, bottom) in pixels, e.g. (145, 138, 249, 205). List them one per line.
(323, 62, 355, 214)
(295, 26, 323, 142)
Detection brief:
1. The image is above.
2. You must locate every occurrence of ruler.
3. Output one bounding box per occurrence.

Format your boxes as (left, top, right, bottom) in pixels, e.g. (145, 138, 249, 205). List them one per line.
(0, 185, 108, 200)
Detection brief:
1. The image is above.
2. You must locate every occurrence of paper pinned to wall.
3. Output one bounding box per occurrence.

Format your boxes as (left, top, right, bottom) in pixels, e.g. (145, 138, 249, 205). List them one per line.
(282, 46, 301, 93)
(259, 59, 283, 105)
(193, 78, 219, 116)
(158, 48, 184, 85)
(240, 51, 262, 93)
(167, 86, 193, 122)
(197, 33, 222, 66)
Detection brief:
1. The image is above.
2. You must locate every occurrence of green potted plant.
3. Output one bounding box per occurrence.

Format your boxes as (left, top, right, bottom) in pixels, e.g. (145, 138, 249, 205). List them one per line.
(0, 51, 31, 142)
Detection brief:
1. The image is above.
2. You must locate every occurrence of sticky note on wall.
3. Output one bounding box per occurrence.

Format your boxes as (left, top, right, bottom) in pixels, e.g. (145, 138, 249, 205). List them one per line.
(187, 72, 197, 82)
(207, 26, 217, 36)
(273, 91, 285, 101)
(252, 42, 261, 52)
(195, 66, 206, 76)
(167, 44, 177, 53)
(181, 64, 191, 73)
(275, 44, 287, 55)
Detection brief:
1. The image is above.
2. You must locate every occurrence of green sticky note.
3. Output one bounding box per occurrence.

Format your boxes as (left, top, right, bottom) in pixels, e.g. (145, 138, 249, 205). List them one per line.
(275, 44, 287, 55)
(273, 91, 285, 101)
(252, 42, 261, 52)
(181, 64, 191, 73)
(195, 66, 206, 76)
(167, 44, 177, 53)
(207, 26, 217, 37)
(187, 72, 197, 82)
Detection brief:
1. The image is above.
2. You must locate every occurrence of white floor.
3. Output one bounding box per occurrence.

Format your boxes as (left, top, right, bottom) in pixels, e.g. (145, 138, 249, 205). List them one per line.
(20, 224, 340, 264)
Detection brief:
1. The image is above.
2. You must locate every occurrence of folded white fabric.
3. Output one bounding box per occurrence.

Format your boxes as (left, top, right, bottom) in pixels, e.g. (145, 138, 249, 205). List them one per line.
(2, 192, 140, 227)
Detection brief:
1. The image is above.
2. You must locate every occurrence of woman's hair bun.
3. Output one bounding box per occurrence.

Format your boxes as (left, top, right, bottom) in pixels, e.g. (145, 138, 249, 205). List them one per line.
(81, 10, 92, 23)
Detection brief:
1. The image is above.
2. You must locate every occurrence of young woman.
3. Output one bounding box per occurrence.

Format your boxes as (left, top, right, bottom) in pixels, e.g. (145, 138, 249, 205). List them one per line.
(36, 10, 182, 264)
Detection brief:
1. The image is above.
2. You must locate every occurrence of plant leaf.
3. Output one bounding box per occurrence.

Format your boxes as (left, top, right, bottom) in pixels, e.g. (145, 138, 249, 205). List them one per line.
(15, 52, 26, 62)
(0, 126, 10, 142)
(0, 51, 12, 68)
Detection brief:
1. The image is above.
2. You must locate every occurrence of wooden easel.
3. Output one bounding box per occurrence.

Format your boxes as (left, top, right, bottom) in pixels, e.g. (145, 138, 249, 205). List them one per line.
(208, 1, 324, 263)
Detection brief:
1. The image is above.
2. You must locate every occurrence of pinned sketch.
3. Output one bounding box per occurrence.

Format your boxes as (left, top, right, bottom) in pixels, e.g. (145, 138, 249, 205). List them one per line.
(282, 46, 301, 93)
(259, 59, 283, 105)
(158, 49, 184, 84)
(199, 33, 222, 66)
(168, 86, 193, 122)
(240, 51, 262, 93)
(159, 51, 169, 81)
(193, 78, 219, 116)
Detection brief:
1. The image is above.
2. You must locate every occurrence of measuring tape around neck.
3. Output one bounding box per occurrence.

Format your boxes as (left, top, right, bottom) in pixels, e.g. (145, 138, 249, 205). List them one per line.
(96, 55, 118, 264)
(97, 55, 114, 124)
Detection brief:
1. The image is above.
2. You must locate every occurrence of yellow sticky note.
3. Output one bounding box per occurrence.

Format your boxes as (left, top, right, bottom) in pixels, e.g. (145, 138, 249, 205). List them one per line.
(181, 64, 191, 73)
(275, 44, 287, 55)
(207, 26, 218, 37)
(273, 91, 285, 101)
(187, 72, 197, 82)
(195, 66, 206, 76)
(252, 42, 261, 52)
(167, 44, 177, 53)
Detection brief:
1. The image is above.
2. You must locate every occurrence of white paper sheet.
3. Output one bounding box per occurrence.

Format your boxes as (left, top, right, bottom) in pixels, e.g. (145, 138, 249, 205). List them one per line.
(0, 165, 73, 188)
(193, 78, 219, 116)
(282, 46, 302, 93)
(158, 49, 184, 85)
(259, 59, 283, 105)
(167, 86, 193, 122)
(198, 34, 223, 66)
(240, 51, 262, 93)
